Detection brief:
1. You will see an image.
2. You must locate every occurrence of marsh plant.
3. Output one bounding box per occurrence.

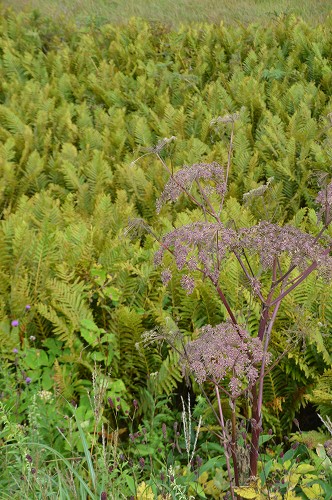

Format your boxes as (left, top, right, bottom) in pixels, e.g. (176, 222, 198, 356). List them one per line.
(133, 115, 332, 497)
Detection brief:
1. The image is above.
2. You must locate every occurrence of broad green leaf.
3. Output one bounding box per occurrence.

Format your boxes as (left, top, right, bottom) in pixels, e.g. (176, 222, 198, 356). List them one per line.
(90, 268, 107, 281)
(80, 327, 98, 345)
(24, 349, 49, 368)
(91, 351, 104, 361)
(259, 433, 274, 445)
(80, 318, 101, 332)
(295, 463, 315, 474)
(104, 286, 122, 301)
(301, 483, 324, 499)
(42, 369, 54, 390)
(125, 474, 136, 495)
(259, 459, 273, 485)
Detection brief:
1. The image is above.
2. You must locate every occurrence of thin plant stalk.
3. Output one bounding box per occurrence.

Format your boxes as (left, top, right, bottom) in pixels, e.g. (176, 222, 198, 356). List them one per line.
(215, 385, 236, 500)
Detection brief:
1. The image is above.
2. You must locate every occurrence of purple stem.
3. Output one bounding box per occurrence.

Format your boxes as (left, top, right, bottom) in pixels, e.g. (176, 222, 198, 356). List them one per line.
(270, 244, 332, 307)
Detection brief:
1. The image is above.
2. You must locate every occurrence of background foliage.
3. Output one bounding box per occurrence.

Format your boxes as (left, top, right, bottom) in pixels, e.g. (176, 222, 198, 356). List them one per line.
(1, 0, 332, 27)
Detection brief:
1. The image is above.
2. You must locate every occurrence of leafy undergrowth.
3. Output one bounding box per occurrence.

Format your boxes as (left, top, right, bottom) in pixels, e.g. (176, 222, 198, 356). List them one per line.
(1, 360, 332, 498)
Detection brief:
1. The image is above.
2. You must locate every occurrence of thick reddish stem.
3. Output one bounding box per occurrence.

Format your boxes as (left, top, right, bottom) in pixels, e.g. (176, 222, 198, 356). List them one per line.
(250, 385, 260, 477)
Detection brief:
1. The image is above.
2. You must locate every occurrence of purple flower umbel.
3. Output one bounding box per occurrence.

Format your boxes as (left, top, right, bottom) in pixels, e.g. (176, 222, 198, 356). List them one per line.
(161, 268, 172, 286)
(182, 322, 268, 397)
(11, 320, 19, 327)
(180, 275, 195, 294)
(155, 222, 236, 275)
(156, 162, 227, 213)
(237, 221, 332, 277)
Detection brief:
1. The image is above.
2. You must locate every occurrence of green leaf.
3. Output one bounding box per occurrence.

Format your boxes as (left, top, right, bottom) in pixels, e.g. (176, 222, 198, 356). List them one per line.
(189, 481, 207, 498)
(301, 482, 325, 499)
(80, 319, 101, 332)
(134, 444, 157, 455)
(91, 352, 104, 361)
(91, 268, 107, 281)
(259, 434, 274, 445)
(43, 338, 63, 356)
(282, 448, 296, 463)
(104, 286, 121, 302)
(316, 443, 332, 471)
(108, 379, 126, 394)
(295, 463, 315, 474)
(125, 474, 136, 495)
(259, 459, 273, 486)
(80, 319, 104, 345)
(199, 456, 227, 474)
(42, 369, 54, 390)
(72, 408, 96, 491)
(24, 349, 49, 368)
(80, 327, 98, 346)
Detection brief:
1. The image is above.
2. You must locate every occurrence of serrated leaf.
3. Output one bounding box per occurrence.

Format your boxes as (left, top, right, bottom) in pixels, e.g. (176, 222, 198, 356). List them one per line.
(307, 208, 318, 225)
(234, 486, 259, 499)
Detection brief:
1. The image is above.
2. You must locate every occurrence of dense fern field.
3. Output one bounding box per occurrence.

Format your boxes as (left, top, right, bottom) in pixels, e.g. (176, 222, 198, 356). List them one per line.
(0, 9, 332, 498)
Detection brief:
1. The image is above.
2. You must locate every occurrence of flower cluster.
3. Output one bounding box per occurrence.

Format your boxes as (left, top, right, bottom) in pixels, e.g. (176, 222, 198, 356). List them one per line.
(237, 221, 332, 277)
(161, 268, 172, 286)
(180, 275, 195, 294)
(155, 218, 332, 297)
(156, 162, 227, 213)
(155, 222, 236, 277)
(182, 322, 267, 397)
(37, 390, 53, 402)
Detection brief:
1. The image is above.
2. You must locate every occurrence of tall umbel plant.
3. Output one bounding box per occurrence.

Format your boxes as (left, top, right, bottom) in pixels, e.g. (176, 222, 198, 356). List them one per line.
(133, 116, 332, 496)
